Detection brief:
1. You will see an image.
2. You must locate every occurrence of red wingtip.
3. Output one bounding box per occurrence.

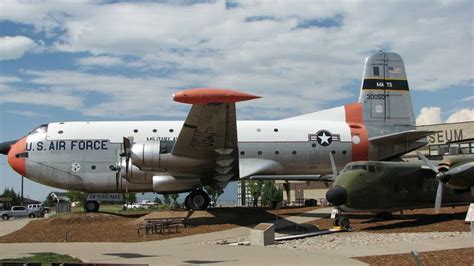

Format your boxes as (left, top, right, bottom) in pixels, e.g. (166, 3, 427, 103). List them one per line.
(173, 88, 261, 105)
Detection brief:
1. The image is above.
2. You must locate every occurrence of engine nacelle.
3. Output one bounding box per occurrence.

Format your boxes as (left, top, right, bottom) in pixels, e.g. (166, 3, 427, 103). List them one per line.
(129, 141, 210, 172)
(152, 175, 201, 193)
(131, 141, 163, 171)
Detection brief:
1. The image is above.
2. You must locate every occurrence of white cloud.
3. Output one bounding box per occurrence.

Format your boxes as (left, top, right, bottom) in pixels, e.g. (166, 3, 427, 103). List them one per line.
(0, 1, 472, 118)
(76, 55, 124, 67)
(416, 107, 442, 125)
(446, 108, 474, 123)
(416, 107, 473, 125)
(7, 110, 49, 118)
(0, 36, 37, 60)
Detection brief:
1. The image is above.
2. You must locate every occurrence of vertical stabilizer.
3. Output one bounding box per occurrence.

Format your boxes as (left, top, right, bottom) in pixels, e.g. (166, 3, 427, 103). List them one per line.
(359, 52, 415, 129)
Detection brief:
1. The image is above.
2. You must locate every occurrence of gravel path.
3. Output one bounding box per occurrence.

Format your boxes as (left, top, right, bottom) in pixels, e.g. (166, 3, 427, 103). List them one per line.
(273, 231, 471, 252)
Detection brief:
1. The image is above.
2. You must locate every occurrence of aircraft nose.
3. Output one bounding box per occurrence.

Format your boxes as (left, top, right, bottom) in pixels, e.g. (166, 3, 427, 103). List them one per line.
(7, 138, 27, 176)
(326, 186, 347, 206)
(0, 140, 17, 155)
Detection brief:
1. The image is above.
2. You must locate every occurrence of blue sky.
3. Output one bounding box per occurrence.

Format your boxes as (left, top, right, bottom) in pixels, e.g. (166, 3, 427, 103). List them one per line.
(0, 0, 473, 201)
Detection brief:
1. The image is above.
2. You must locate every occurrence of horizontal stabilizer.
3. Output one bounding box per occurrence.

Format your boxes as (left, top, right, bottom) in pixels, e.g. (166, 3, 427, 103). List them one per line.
(249, 175, 332, 182)
(369, 130, 435, 144)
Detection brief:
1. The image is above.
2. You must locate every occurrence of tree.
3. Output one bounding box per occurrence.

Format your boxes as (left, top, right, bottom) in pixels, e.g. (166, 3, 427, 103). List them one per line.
(43, 192, 55, 207)
(66, 191, 86, 205)
(1, 188, 21, 206)
(260, 181, 283, 207)
(170, 194, 179, 208)
(163, 194, 171, 205)
(203, 186, 223, 206)
(123, 192, 136, 204)
(153, 196, 162, 205)
(248, 180, 264, 207)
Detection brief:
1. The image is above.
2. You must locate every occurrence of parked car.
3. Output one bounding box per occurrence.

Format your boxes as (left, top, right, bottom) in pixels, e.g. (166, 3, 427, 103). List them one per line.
(0, 206, 42, 220)
(27, 204, 43, 212)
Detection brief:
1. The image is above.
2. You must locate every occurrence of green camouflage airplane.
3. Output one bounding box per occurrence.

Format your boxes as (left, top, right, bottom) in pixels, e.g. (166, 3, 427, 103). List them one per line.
(325, 154, 474, 223)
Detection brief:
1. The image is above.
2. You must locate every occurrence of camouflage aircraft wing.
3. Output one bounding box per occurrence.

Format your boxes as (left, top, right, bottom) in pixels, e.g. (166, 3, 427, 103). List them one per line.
(171, 88, 260, 187)
(369, 130, 435, 144)
(248, 175, 332, 182)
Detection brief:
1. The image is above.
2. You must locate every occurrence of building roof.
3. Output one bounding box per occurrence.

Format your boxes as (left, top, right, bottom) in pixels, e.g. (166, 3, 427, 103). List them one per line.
(51, 192, 70, 202)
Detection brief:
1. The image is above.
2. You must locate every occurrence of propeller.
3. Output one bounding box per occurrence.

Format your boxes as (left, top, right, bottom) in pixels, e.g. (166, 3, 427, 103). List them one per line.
(329, 151, 338, 176)
(417, 152, 473, 213)
(417, 152, 444, 213)
(118, 136, 134, 191)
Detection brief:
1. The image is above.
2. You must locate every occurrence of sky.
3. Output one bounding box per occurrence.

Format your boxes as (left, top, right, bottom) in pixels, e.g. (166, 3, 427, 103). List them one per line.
(0, 0, 473, 202)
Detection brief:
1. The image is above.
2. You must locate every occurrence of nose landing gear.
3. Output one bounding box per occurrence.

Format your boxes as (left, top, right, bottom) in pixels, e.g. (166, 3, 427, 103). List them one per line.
(184, 189, 210, 210)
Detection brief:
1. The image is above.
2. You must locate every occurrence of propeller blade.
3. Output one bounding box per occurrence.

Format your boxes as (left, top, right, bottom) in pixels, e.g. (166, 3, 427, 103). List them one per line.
(434, 181, 443, 213)
(417, 151, 439, 173)
(445, 162, 474, 176)
(123, 136, 133, 155)
(329, 152, 337, 176)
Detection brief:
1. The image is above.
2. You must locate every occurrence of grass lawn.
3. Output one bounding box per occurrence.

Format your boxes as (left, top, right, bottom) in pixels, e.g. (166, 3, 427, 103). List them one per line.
(0, 252, 82, 264)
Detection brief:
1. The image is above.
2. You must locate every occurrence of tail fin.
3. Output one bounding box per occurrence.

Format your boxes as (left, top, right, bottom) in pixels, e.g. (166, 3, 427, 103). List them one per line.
(359, 52, 415, 128)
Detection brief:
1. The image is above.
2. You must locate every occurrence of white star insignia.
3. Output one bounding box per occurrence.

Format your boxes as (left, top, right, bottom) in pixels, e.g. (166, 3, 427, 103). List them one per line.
(318, 132, 331, 144)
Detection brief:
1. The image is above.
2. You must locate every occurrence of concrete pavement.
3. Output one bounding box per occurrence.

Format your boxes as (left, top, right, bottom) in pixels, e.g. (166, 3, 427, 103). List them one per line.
(0, 218, 32, 237)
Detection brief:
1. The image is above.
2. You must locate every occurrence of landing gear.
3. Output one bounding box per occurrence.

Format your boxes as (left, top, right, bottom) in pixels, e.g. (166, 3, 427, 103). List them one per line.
(84, 200, 100, 212)
(332, 208, 350, 229)
(184, 190, 210, 210)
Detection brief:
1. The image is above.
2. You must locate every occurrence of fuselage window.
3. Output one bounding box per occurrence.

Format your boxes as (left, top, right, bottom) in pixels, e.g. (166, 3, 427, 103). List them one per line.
(257, 128, 261, 132)
(312, 143, 316, 148)
(275, 151, 280, 155)
(274, 128, 278, 132)
(153, 129, 157, 133)
(169, 129, 174, 133)
(292, 151, 297, 155)
(91, 165, 96, 170)
(240, 151, 245, 156)
(257, 151, 262, 155)
(58, 130, 63, 134)
(342, 150, 347, 155)
(133, 129, 138, 133)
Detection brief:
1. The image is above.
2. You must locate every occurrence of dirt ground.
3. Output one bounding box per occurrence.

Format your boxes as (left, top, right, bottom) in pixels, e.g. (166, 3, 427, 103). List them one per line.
(307, 205, 471, 233)
(355, 247, 474, 266)
(0, 206, 317, 243)
(0, 205, 471, 265)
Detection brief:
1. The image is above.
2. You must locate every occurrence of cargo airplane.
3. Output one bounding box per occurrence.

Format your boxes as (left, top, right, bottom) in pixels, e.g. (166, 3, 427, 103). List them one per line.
(0, 52, 433, 212)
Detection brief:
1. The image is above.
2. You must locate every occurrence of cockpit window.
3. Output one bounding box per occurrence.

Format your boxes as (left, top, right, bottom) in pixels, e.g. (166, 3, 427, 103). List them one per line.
(351, 164, 367, 171)
(368, 165, 376, 173)
(28, 124, 48, 134)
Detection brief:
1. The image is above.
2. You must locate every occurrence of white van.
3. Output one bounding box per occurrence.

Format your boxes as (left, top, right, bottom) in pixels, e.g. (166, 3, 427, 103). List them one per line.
(27, 204, 43, 212)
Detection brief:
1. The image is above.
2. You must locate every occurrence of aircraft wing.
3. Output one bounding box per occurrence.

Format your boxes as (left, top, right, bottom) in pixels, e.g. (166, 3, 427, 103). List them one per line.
(369, 130, 435, 144)
(171, 88, 259, 188)
(248, 175, 332, 182)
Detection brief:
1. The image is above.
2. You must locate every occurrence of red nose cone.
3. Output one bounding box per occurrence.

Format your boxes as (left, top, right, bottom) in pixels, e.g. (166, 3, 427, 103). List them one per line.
(173, 88, 260, 105)
(7, 137, 26, 176)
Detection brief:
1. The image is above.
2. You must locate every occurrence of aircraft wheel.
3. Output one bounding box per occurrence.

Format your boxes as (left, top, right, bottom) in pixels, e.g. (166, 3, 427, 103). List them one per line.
(184, 194, 192, 210)
(376, 212, 393, 220)
(2, 214, 9, 220)
(339, 216, 350, 229)
(187, 190, 210, 210)
(84, 200, 100, 212)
